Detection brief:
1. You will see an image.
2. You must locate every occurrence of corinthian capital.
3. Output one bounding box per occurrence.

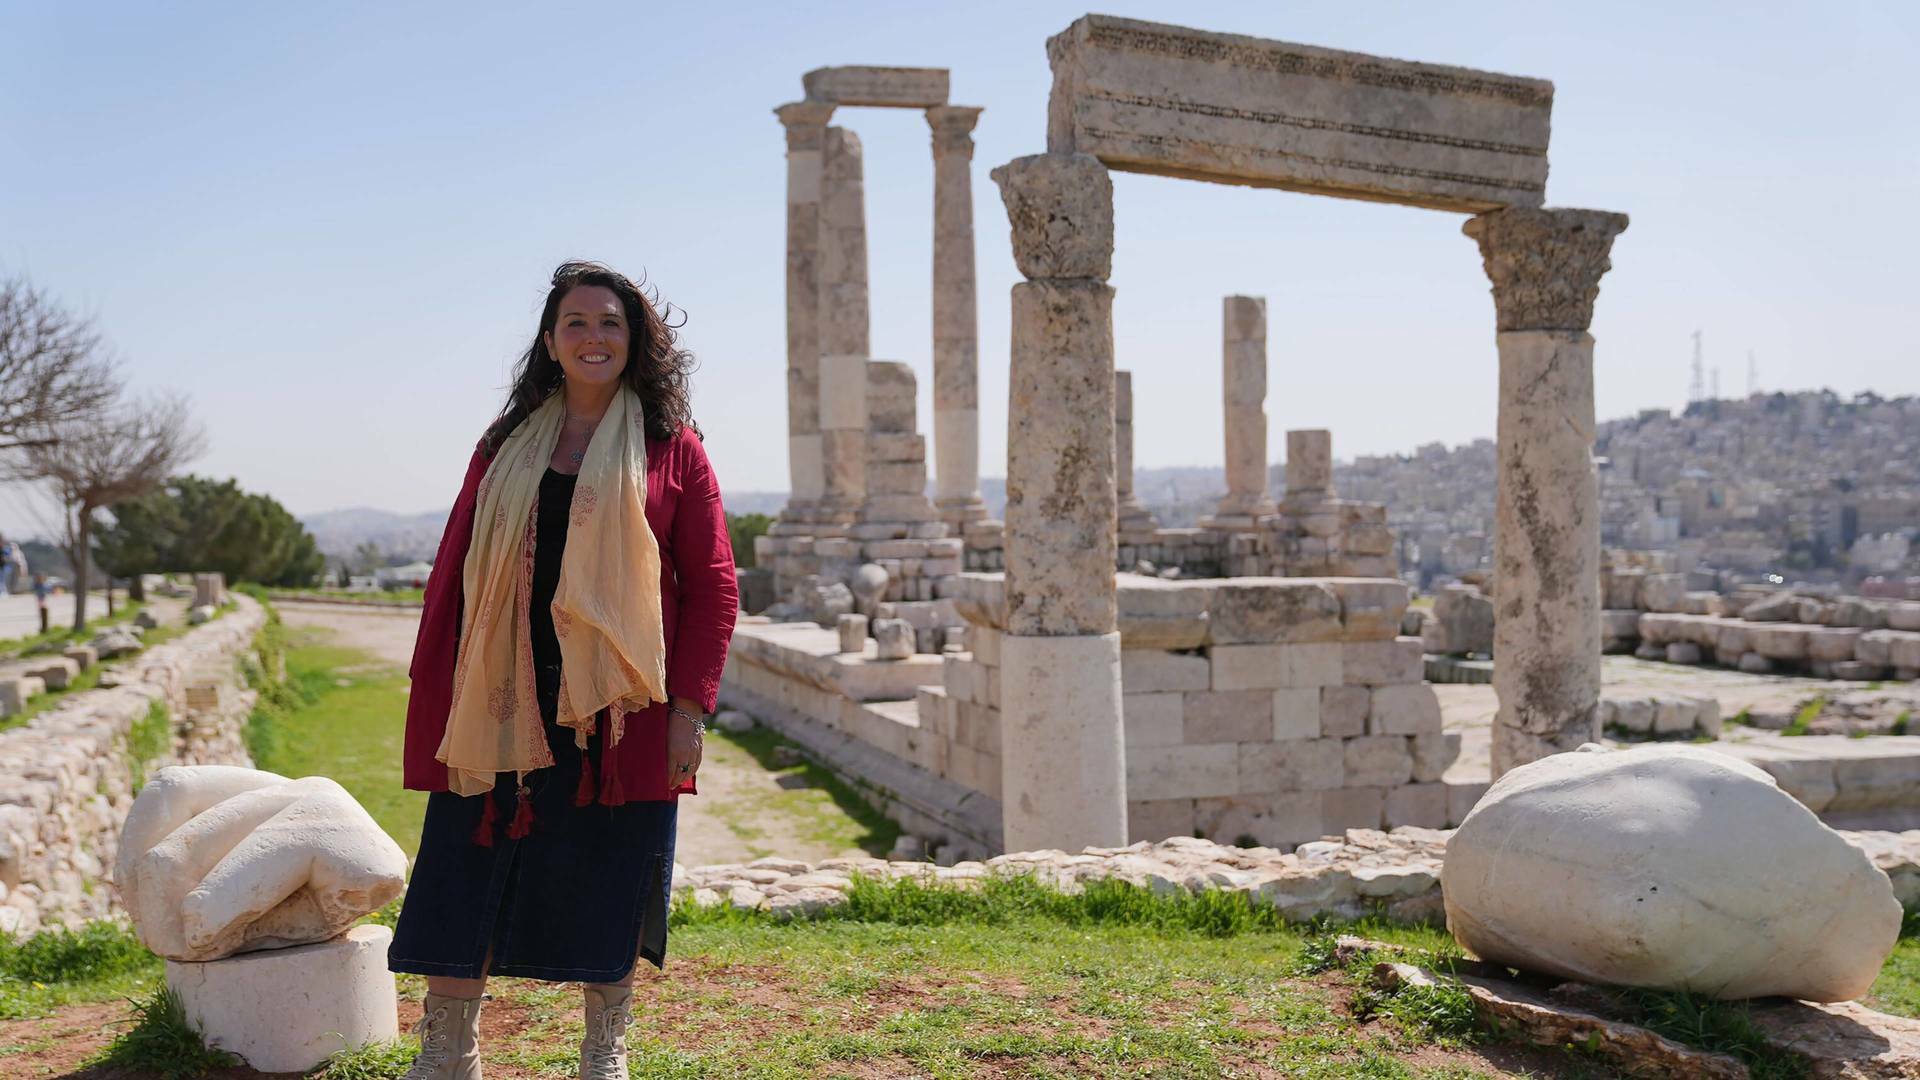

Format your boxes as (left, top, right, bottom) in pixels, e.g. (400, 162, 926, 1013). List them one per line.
(774, 101, 836, 153)
(1464, 208, 1629, 332)
(926, 105, 983, 159)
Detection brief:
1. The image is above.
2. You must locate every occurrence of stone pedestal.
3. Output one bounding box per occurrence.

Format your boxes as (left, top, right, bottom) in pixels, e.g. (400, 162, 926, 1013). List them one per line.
(1001, 632, 1128, 851)
(1465, 206, 1628, 777)
(776, 102, 835, 520)
(165, 925, 398, 1074)
(993, 152, 1129, 851)
(928, 105, 988, 528)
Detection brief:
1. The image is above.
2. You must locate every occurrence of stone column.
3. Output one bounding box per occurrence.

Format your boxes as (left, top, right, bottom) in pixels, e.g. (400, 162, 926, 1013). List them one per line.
(1115, 370, 1157, 533)
(1283, 429, 1333, 507)
(990, 153, 1127, 853)
(775, 102, 835, 522)
(815, 127, 871, 527)
(928, 105, 988, 528)
(1465, 207, 1629, 778)
(1207, 295, 1276, 527)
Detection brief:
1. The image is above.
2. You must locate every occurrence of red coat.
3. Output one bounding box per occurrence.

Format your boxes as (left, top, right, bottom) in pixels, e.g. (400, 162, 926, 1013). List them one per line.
(403, 425, 738, 802)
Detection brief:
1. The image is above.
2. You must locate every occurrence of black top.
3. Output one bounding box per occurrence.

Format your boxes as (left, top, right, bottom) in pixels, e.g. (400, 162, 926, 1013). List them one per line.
(529, 467, 578, 667)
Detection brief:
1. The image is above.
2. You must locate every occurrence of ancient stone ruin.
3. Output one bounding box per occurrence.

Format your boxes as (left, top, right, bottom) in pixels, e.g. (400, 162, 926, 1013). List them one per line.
(728, 15, 1631, 861)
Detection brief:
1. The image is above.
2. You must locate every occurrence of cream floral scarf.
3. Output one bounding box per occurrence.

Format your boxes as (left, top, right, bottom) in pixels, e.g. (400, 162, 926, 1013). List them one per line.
(437, 385, 667, 797)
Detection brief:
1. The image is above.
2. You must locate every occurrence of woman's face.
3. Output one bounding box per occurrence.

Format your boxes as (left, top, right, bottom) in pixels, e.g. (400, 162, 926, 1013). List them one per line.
(543, 285, 631, 389)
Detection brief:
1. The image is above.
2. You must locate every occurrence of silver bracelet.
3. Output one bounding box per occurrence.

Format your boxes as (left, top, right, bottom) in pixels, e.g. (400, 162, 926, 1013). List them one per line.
(669, 704, 706, 734)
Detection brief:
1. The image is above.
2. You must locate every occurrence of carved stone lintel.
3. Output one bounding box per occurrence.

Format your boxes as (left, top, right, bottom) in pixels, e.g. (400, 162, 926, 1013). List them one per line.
(926, 105, 983, 159)
(775, 101, 836, 153)
(991, 153, 1114, 282)
(1464, 208, 1629, 332)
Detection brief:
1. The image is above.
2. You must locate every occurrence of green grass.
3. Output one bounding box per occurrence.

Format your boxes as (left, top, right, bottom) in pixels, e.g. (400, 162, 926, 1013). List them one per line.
(1782, 696, 1825, 736)
(86, 985, 239, 1079)
(0, 921, 161, 1020)
(126, 699, 172, 793)
(703, 725, 901, 858)
(245, 621, 424, 857)
(1867, 909, 1920, 1018)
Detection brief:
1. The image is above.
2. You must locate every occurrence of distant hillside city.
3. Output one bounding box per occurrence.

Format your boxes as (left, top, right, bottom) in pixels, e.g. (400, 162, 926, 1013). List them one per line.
(1342, 389, 1920, 586)
(306, 389, 1920, 587)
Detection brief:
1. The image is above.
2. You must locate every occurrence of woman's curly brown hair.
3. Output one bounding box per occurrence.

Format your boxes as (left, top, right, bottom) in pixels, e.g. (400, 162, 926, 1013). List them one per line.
(482, 260, 699, 456)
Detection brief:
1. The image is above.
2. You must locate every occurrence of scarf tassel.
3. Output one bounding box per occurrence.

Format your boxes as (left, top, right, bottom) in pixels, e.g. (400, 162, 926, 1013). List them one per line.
(597, 725, 625, 806)
(574, 747, 598, 806)
(470, 792, 499, 848)
(507, 783, 537, 839)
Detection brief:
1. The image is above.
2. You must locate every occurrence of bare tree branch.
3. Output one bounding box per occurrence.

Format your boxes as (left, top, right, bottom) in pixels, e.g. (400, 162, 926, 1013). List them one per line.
(17, 393, 206, 629)
(0, 277, 123, 450)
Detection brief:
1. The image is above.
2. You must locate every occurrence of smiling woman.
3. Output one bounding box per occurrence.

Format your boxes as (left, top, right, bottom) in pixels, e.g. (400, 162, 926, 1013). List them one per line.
(387, 261, 738, 1080)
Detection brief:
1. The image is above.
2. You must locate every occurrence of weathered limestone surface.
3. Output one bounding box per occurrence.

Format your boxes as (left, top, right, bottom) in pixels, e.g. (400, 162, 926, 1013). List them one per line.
(818, 127, 871, 365)
(1471, 207, 1627, 777)
(1044, 15, 1552, 211)
(777, 101, 835, 509)
(1445, 745, 1900, 1002)
(1002, 291, 1118, 633)
(992, 153, 1114, 281)
(929, 105, 988, 527)
(1284, 429, 1333, 501)
(1000, 633, 1128, 851)
(804, 66, 949, 108)
(1114, 371, 1159, 534)
(0, 599, 264, 938)
(1465, 208, 1630, 333)
(1210, 296, 1276, 524)
(166, 924, 398, 1073)
(117, 766, 408, 962)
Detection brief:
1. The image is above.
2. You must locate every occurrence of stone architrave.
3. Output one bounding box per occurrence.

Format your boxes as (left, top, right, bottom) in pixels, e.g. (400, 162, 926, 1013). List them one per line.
(1115, 370, 1157, 533)
(1284, 429, 1332, 506)
(928, 105, 989, 527)
(1044, 15, 1553, 212)
(1208, 295, 1275, 526)
(776, 101, 835, 516)
(804, 66, 950, 109)
(991, 152, 1128, 852)
(1465, 207, 1629, 777)
(815, 127, 871, 524)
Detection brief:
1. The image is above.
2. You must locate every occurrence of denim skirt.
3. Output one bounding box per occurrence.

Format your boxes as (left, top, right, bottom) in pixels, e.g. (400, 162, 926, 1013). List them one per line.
(387, 684, 679, 982)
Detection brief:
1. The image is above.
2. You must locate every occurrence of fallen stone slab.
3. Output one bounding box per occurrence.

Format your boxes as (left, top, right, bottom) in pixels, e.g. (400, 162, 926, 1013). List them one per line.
(1746, 996, 1920, 1078)
(1369, 961, 1746, 1079)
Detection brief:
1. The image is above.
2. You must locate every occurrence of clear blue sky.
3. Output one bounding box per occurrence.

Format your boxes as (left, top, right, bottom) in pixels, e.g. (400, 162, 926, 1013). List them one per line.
(2, 2, 1915, 535)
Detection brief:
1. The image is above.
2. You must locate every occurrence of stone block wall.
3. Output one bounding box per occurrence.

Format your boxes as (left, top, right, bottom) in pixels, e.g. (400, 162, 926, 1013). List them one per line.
(1600, 563, 1920, 679)
(924, 573, 1459, 850)
(0, 597, 265, 937)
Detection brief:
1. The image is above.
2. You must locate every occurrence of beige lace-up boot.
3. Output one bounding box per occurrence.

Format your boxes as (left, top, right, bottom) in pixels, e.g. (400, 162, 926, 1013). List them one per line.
(402, 992, 484, 1080)
(580, 984, 635, 1080)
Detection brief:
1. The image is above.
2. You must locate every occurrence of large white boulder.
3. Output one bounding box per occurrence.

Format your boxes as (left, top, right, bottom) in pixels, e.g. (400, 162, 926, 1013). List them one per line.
(114, 765, 408, 962)
(1443, 744, 1900, 1002)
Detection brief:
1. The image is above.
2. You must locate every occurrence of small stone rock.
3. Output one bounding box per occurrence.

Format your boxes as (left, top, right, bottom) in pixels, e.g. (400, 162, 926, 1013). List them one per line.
(713, 710, 754, 734)
(871, 618, 914, 660)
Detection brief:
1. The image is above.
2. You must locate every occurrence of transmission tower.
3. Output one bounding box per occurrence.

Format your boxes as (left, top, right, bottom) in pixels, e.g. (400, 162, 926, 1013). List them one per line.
(1711, 368, 1720, 400)
(1689, 330, 1705, 403)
